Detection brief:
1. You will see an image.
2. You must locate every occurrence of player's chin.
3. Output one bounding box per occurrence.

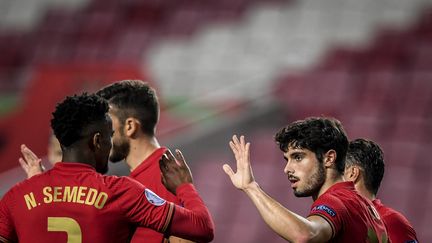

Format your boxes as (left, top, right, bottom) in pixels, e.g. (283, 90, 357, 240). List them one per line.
(293, 187, 308, 197)
(109, 155, 125, 163)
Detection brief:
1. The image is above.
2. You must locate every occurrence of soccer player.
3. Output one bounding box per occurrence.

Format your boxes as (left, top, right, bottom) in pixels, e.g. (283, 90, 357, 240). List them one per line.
(344, 138, 419, 243)
(223, 117, 388, 242)
(18, 80, 202, 243)
(96, 80, 196, 243)
(0, 93, 214, 243)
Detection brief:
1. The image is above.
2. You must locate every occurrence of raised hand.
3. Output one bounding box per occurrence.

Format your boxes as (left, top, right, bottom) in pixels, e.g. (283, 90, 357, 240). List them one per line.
(223, 135, 256, 191)
(18, 144, 44, 178)
(159, 149, 193, 195)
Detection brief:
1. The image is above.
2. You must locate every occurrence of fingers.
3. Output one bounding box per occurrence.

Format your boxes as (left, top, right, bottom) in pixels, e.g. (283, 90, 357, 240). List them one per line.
(245, 142, 251, 161)
(160, 172, 167, 186)
(222, 164, 235, 177)
(160, 149, 181, 172)
(230, 135, 247, 150)
(240, 135, 245, 147)
(174, 149, 187, 167)
(165, 149, 176, 164)
(21, 144, 40, 165)
(18, 157, 28, 171)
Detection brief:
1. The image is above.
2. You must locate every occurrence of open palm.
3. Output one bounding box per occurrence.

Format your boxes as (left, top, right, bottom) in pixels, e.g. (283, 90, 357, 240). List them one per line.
(223, 135, 256, 190)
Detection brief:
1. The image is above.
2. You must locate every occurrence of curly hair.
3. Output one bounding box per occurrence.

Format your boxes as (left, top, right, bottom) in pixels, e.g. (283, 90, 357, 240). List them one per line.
(96, 80, 159, 136)
(51, 93, 109, 147)
(274, 117, 348, 173)
(346, 138, 385, 195)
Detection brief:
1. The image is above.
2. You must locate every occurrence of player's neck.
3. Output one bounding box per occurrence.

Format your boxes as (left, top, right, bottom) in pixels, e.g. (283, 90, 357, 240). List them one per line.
(126, 136, 160, 172)
(62, 148, 96, 168)
(313, 169, 343, 201)
(355, 182, 376, 201)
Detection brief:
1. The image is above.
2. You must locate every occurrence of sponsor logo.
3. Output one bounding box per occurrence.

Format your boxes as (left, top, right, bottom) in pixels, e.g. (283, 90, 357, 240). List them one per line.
(144, 189, 166, 206)
(312, 205, 336, 217)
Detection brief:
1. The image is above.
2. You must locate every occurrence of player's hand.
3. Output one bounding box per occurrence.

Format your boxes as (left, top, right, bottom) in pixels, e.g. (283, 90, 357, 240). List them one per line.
(18, 144, 44, 178)
(159, 149, 193, 195)
(223, 135, 256, 191)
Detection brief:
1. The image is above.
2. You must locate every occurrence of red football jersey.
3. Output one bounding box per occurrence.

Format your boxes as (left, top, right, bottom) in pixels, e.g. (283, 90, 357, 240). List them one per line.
(0, 162, 174, 243)
(129, 147, 181, 243)
(309, 182, 388, 243)
(373, 199, 418, 243)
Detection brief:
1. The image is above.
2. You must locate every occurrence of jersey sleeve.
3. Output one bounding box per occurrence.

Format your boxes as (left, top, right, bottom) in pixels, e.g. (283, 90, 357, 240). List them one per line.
(308, 193, 347, 238)
(0, 195, 17, 243)
(110, 177, 175, 233)
(384, 212, 418, 243)
(167, 183, 214, 243)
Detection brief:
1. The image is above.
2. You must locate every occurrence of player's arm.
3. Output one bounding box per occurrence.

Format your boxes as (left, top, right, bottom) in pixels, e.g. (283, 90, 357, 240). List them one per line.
(223, 135, 333, 243)
(168, 236, 195, 243)
(18, 144, 44, 178)
(0, 235, 12, 243)
(159, 150, 214, 243)
(0, 197, 17, 243)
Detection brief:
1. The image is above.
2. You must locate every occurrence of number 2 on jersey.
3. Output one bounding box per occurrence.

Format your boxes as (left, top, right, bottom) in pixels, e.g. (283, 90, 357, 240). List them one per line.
(47, 217, 82, 243)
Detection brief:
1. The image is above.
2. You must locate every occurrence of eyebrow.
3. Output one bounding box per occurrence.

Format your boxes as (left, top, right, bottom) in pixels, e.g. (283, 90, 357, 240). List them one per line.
(288, 151, 306, 158)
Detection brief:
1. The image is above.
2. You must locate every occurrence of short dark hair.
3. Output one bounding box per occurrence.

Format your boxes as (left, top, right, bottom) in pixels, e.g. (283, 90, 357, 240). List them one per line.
(275, 117, 348, 173)
(346, 138, 385, 195)
(96, 80, 159, 136)
(51, 93, 109, 147)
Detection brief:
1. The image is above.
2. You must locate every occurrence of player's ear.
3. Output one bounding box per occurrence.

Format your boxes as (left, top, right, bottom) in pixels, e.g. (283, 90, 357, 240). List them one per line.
(344, 165, 360, 182)
(90, 132, 102, 151)
(124, 118, 140, 137)
(323, 150, 337, 168)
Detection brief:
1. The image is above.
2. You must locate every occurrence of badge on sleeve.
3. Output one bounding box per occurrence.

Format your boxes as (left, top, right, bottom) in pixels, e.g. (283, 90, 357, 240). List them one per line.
(144, 188, 166, 206)
(311, 205, 336, 217)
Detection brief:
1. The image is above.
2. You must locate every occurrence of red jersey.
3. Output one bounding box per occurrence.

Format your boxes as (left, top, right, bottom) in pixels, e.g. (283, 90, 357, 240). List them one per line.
(0, 162, 214, 243)
(129, 147, 181, 243)
(309, 182, 388, 243)
(373, 199, 418, 243)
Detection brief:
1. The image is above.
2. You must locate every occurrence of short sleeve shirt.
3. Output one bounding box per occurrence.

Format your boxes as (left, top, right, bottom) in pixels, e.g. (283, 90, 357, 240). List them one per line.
(309, 182, 388, 243)
(373, 199, 418, 243)
(0, 162, 174, 243)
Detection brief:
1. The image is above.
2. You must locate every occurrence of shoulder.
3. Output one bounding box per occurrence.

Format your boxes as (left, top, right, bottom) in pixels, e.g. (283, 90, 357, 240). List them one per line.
(1, 176, 39, 200)
(314, 190, 347, 209)
(310, 191, 348, 220)
(103, 174, 144, 186)
(381, 206, 413, 227)
(101, 174, 145, 193)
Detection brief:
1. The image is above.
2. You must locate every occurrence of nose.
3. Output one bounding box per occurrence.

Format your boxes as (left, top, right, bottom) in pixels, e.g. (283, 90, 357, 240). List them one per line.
(284, 160, 293, 174)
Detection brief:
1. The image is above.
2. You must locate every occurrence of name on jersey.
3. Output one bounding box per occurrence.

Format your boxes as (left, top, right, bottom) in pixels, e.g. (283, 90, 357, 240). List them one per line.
(23, 186, 108, 210)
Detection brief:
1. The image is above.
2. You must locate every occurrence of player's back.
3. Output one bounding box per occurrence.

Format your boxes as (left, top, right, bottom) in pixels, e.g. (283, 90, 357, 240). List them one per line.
(310, 182, 388, 243)
(373, 199, 418, 243)
(0, 162, 172, 243)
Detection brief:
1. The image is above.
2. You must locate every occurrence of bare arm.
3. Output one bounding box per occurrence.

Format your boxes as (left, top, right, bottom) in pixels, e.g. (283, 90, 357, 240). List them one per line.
(168, 236, 195, 243)
(223, 135, 332, 243)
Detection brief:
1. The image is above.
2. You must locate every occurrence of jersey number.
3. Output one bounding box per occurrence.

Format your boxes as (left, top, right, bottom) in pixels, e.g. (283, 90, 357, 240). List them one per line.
(47, 217, 82, 243)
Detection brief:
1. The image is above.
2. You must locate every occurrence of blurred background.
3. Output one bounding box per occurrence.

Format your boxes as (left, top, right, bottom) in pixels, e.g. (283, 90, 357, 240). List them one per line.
(0, 0, 431, 242)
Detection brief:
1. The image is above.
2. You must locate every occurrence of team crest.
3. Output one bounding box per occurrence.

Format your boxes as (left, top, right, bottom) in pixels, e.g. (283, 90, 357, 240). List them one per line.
(144, 189, 166, 206)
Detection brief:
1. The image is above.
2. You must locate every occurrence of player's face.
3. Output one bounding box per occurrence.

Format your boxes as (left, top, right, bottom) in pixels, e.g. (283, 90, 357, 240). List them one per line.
(283, 147, 325, 198)
(108, 110, 130, 163)
(95, 115, 113, 174)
